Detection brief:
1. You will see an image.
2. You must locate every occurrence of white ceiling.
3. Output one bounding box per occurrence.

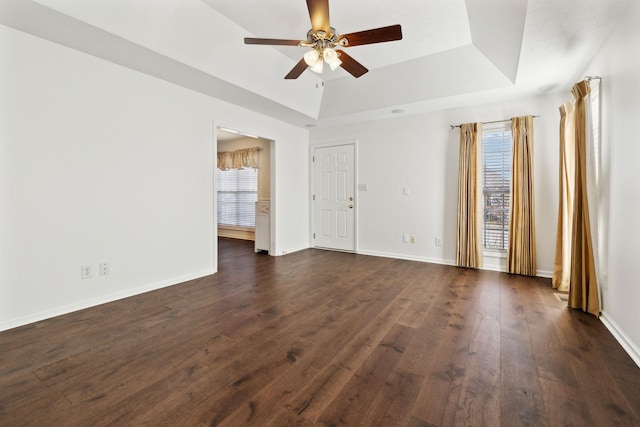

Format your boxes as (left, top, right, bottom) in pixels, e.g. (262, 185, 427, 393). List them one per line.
(0, 0, 632, 129)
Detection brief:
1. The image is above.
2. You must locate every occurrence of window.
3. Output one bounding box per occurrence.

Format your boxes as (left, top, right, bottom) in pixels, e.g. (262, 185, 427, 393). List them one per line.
(589, 79, 601, 183)
(482, 123, 512, 252)
(588, 79, 605, 269)
(217, 167, 258, 228)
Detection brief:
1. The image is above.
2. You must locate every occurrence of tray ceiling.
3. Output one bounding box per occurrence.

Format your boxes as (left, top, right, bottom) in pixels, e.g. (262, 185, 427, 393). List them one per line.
(0, 0, 632, 128)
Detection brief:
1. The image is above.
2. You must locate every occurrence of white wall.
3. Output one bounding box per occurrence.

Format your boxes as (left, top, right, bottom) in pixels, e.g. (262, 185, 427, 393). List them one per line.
(582, 1, 640, 363)
(0, 26, 309, 331)
(310, 92, 564, 276)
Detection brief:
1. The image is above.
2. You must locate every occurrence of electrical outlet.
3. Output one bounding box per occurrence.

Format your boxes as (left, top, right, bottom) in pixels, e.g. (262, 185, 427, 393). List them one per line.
(403, 234, 409, 243)
(81, 265, 93, 279)
(99, 262, 110, 276)
(410, 235, 416, 244)
(435, 237, 442, 247)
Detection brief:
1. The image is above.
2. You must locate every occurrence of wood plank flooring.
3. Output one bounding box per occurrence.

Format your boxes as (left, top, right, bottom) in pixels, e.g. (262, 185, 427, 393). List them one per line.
(1, 238, 639, 426)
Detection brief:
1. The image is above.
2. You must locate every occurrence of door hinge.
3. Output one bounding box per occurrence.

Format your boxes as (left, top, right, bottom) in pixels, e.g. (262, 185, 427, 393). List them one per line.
(312, 155, 315, 162)
(313, 194, 315, 201)
(313, 233, 315, 239)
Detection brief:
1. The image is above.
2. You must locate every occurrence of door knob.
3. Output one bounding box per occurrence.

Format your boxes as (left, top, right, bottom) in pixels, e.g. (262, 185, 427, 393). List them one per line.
(349, 204, 353, 209)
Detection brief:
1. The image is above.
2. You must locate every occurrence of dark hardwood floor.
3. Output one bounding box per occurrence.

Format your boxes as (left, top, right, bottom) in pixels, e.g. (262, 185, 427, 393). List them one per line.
(1, 238, 639, 426)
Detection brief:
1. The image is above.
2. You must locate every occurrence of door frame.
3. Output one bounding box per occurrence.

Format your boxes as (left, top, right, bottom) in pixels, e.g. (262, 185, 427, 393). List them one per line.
(214, 124, 276, 272)
(310, 140, 358, 253)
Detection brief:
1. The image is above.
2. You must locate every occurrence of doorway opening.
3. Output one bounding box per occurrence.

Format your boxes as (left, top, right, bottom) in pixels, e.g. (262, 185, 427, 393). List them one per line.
(216, 127, 273, 258)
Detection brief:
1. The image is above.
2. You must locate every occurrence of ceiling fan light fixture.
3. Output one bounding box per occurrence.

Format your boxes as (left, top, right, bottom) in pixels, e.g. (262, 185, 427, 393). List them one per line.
(310, 59, 324, 74)
(322, 48, 342, 71)
(327, 58, 342, 71)
(322, 47, 336, 61)
(304, 49, 320, 67)
(322, 47, 342, 71)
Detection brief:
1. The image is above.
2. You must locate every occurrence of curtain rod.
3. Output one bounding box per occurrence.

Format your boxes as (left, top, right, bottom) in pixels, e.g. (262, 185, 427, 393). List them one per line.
(218, 147, 262, 152)
(450, 115, 540, 129)
(584, 76, 602, 81)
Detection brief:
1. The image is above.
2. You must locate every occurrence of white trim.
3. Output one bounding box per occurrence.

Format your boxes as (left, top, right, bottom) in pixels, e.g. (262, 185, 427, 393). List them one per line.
(600, 311, 640, 368)
(536, 269, 553, 278)
(0, 269, 215, 332)
(356, 249, 456, 267)
(212, 123, 218, 272)
(353, 249, 553, 279)
(269, 139, 276, 256)
(353, 141, 359, 254)
(274, 244, 309, 256)
(215, 124, 276, 256)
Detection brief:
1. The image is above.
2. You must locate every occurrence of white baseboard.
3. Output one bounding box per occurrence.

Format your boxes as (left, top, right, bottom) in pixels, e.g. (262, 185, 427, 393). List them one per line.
(355, 249, 456, 267)
(354, 249, 553, 279)
(536, 269, 553, 278)
(600, 311, 640, 368)
(0, 268, 215, 332)
(276, 244, 310, 256)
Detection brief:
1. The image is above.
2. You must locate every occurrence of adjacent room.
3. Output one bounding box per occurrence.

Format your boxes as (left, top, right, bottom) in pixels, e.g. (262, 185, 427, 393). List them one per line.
(1, 0, 639, 425)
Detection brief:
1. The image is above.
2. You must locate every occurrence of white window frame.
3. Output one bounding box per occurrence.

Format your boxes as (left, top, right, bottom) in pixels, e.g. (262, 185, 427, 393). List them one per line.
(481, 122, 512, 256)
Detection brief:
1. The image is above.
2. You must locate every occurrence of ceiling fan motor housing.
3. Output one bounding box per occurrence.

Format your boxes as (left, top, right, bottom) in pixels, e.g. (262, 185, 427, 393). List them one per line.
(303, 27, 347, 49)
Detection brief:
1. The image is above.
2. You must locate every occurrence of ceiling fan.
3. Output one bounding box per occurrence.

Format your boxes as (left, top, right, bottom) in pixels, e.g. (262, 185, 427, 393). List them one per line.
(244, 0, 403, 79)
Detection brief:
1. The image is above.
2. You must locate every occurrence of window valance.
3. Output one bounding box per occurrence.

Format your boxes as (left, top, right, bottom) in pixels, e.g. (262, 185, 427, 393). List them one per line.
(217, 147, 261, 170)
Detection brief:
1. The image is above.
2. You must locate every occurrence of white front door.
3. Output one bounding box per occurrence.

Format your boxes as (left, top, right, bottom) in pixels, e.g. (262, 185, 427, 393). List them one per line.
(312, 144, 355, 251)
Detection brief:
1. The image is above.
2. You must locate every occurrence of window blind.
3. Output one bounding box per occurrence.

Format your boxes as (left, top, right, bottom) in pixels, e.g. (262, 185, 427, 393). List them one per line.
(217, 167, 258, 227)
(482, 124, 512, 251)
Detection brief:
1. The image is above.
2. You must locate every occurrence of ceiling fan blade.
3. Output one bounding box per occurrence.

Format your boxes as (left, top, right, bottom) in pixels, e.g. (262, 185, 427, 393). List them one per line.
(337, 50, 368, 78)
(245, 37, 302, 46)
(285, 58, 309, 79)
(339, 24, 403, 47)
(307, 0, 330, 34)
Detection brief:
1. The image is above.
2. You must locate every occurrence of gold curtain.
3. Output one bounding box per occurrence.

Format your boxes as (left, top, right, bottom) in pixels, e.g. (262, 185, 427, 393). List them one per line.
(553, 80, 600, 316)
(553, 103, 576, 292)
(456, 123, 483, 268)
(568, 81, 600, 316)
(217, 147, 261, 170)
(507, 116, 536, 275)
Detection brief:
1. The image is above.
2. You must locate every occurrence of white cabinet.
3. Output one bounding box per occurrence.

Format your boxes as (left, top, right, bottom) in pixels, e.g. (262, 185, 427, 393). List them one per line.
(255, 201, 270, 253)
